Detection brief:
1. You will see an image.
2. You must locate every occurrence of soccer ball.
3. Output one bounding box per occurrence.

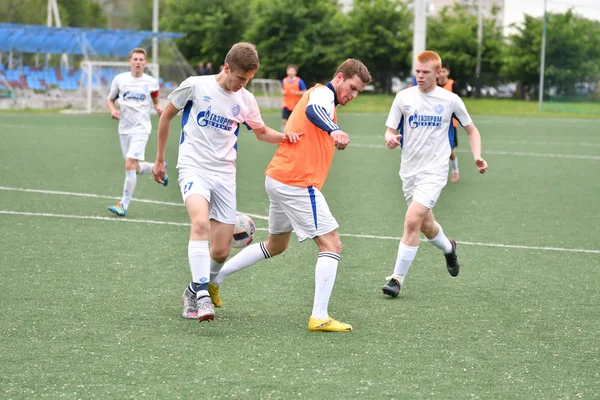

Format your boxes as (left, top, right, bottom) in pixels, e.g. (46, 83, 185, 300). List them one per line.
(231, 213, 256, 249)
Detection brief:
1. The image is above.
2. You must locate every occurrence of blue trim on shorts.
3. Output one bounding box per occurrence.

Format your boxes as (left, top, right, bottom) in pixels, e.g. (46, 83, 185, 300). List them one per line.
(308, 186, 317, 229)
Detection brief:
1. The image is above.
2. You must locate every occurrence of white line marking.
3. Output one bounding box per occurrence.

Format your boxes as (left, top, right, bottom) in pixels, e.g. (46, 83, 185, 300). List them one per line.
(0, 186, 270, 220)
(1, 210, 598, 254)
(350, 143, 600, 160)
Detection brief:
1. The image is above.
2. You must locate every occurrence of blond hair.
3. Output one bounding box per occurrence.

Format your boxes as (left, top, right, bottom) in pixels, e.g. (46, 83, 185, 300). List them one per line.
(225, 42, 260, 72)
(129, 47, 147, 59)
(334, 59, 372, 84)
(417, 51, 442, 71)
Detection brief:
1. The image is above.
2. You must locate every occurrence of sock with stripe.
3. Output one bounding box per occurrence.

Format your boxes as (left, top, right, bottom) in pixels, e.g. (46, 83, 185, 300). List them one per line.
(212, 242, 271, 286)
(187, 240, 210, 298)
(311, 252, 340, 320)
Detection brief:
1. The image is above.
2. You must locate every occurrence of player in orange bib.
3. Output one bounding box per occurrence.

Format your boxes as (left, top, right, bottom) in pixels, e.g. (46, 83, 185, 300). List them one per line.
(281, 64, 306, 132)
(438, 64, 461, 182)
(211, 59, 372, 332)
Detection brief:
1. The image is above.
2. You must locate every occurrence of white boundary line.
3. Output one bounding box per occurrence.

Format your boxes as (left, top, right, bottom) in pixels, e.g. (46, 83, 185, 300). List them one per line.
(0, 186, 269, 221)
(1, 209, 598, 255)
(350, 143, 600, 160)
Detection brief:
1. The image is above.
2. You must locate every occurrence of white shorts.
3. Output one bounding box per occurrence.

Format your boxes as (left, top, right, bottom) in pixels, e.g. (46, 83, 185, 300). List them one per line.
(265, 175, 339, 242)
(178, 169, 237, 224)
(119, 133, 150, 161)
(401, 172, 447, 209)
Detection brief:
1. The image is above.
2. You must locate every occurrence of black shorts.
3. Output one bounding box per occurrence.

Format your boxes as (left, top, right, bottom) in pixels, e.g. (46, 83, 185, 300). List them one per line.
(282, 108, 293, 120)
(453, 132, 458, 148)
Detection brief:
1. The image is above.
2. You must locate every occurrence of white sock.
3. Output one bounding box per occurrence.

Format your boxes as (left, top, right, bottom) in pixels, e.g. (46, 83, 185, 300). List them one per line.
(392, 242, 419, 278)
(138, 162, 154, 175)
(450, 157, 459, 172)
(120, 170, 136, 209)
(189, 240, 210, 286)
(311, 252, 339, 320)
(428, 223, 453, 254)
(212, 242, 271, 286)
(209, 258, 224, 281)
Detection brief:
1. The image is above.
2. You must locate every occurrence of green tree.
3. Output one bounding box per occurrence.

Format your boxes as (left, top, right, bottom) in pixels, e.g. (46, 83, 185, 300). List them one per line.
(503, 10, 600, 99)
(57, 0, 107, 28)
(163, 0, 251, 68)
(427, 3, 505, 94)
(245, 0, 345, 85)
(0, 0, 46, 24)
(342, 0, 412, 93)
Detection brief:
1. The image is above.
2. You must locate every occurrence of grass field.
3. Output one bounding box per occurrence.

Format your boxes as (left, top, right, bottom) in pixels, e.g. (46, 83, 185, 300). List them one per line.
(1, 112, 599, 399)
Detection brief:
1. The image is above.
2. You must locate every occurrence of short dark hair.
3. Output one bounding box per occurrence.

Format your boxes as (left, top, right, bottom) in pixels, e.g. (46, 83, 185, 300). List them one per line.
(441, 63, 451, 71)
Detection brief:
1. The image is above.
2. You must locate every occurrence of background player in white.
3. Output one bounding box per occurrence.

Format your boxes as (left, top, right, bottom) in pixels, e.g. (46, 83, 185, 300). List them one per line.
(381, 50, 488, 297)
(152, 42, 300, 323)
(107, 47, 164, 217)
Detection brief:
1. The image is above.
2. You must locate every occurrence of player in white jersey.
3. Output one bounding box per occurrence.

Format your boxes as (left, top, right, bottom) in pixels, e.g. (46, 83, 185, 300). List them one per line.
(107, 47, 164, 217)
(152, 42, 301, 323)
(381, 51, 488, 298)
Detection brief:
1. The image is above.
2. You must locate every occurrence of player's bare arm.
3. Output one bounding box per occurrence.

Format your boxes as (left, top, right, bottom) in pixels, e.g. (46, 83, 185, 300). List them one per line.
(152, 93, 163, 117)
(253, 126, 303, 144)
(463, 123, 488, 174)
(152, 101, 179, 184)
(384, 127, 402, 149)
(107, 98, 120, 120)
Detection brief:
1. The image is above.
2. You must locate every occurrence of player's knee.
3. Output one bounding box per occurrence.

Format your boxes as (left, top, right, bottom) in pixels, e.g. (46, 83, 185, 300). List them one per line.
(404, 218, 421, 234)
(190, 219, 210, 238)
(125, 158, 138, 171)
(210, 246, 230, 263)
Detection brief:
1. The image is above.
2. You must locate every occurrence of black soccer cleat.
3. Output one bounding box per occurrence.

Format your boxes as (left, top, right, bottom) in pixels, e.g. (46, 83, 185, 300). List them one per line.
(444, 238, 460, 277)
(382, 277, 402, 297)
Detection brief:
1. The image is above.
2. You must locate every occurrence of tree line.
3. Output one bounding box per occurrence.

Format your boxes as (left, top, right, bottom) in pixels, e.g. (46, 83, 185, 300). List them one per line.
(2, 0, 600, 99)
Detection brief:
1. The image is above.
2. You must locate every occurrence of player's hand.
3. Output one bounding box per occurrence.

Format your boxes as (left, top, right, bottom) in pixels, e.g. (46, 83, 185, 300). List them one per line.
(385, 131, 402, 149)
(152, 161, 167, 185)
(284, 131, 303, 143)
(330, 130, 349, 150)
(110, 110, 120, 120)
(155, 107, 163, 117)
(475, 158, 488, 174)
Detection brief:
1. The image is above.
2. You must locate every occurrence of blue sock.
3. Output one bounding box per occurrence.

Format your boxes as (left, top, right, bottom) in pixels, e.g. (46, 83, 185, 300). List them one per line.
(188, 281, 208, 294)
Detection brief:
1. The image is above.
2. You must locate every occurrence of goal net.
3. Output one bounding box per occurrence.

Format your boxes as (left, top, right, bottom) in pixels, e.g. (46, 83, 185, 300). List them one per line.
(250, 79, 282, 110)
(80, 61, 160, 114)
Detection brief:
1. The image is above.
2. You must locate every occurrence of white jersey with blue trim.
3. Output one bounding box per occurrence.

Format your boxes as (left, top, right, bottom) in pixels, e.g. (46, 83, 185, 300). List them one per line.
(385, 86, 472, 178)
(168, 75, 265, 176)
(108, 72, 159, 135)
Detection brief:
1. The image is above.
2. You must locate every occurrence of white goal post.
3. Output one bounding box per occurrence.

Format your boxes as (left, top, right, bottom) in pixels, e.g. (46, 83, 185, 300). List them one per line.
(80, 61, 159, 114)
(249, 78, 282, 109)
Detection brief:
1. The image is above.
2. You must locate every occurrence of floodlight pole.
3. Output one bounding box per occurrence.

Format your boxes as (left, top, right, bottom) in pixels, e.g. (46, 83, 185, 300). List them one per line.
(152, 0, 159, 78)
(475, 0, 483, 98)
(538, 0, 547, 111)
(412, 0, 427, 75)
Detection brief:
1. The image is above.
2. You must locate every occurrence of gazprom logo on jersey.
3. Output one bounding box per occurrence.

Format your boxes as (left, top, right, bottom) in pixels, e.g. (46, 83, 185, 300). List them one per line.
(122, 91, 146, 101)
(196, 106, 234, 131)
(408, 111, 442, 128)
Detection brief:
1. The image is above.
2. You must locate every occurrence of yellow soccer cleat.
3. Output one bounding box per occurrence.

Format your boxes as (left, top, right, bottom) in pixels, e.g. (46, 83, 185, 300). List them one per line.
(308, 316, 353, 332)
(208, 283, 222, 308)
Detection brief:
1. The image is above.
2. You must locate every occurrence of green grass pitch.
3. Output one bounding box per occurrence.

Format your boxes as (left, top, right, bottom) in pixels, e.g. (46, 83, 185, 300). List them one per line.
(1, 112, 599, 399)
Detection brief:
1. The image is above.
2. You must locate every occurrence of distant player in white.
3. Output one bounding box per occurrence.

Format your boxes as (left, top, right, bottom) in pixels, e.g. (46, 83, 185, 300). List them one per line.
(381, 51, 488, 298)
(107, 47, 164, 217)
(152, 42, 301, 323)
